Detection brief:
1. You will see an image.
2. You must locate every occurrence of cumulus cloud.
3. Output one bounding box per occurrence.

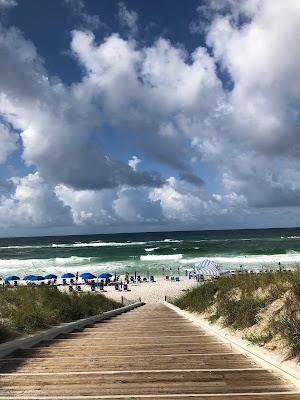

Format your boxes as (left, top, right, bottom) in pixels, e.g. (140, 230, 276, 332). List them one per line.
(0, 173, 72, 228)
(204, 0, 300, 206)
(56, 184, 163, 226)
(70, 30, 222, 175)
(0, 25, 163, 190)
(0, 0, 300, 233)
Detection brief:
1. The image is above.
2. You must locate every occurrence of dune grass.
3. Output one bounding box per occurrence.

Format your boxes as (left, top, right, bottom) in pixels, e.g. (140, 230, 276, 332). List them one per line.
(174, 270, 300, 359)
(0, 286, 120, 343)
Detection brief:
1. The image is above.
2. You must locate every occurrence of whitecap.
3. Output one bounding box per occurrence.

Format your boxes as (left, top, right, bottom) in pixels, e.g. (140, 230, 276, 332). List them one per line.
(144, 247, 159, 252)
(140, 254, 183, 261)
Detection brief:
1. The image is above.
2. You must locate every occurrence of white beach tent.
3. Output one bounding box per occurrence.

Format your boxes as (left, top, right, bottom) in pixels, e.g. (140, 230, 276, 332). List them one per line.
(194, 259, 228, 277)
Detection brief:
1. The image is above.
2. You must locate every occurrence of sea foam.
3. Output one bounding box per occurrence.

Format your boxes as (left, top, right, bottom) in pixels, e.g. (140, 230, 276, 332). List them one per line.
(180, 252, 300, 267)
(140, 254, 183, 261)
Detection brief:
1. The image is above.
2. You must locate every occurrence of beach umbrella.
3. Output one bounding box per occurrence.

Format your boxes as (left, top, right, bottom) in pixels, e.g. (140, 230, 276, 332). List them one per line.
(194, 259, 229, 277)
(80, 272, 96, 280)
(5, 275, 20, 281)
(44, 274, 57, 279)
(23, 275, 34, 280)
(98, 273, 112, 279)
(61, 273, 75, 279)
(29, 275, 45, 281)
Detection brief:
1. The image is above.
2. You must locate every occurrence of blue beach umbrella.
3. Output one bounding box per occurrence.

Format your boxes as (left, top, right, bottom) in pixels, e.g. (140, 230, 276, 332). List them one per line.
(29, 275, 45, 281)
(23, 275, 34, 280)
(98, 273, 112, 279)
(61, 273, 75, 279)
(5, 275, 20, 281)
(80, 272, 96, 280)
(44, 274, 57, 279)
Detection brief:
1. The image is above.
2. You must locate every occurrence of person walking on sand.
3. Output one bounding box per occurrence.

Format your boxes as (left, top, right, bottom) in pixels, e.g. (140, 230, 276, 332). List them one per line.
(75, 272, 79, 281)
(125, 271, 129, 284)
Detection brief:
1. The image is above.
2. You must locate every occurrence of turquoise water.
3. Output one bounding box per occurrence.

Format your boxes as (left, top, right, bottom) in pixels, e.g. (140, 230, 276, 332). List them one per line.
(1, 228, 300, 277)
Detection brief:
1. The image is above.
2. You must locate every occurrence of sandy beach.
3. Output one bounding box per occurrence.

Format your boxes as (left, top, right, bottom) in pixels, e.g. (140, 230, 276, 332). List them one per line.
(101, 277, 197, 303)
(56, 276, 198, 303)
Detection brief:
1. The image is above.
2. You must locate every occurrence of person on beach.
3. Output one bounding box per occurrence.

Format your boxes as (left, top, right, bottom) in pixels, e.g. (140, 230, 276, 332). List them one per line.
(75, 272, 79, 281)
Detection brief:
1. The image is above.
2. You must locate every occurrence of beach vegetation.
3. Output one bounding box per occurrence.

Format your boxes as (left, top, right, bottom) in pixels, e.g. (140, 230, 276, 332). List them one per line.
(174, 270, 300, 359)
(0, 286, 120, 343)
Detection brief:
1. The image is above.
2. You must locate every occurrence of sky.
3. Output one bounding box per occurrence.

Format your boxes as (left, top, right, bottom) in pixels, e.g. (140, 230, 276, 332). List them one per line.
(0, 0, 299, 237)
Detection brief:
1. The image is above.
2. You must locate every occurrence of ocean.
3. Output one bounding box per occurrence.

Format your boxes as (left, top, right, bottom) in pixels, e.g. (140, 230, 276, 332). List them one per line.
(1, 228, 300, 278)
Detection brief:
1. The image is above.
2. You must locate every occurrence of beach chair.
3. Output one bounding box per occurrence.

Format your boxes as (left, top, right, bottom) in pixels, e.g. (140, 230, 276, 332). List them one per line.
(137, 276, 141, 282)
(13, 280, 18, 287)
(76, 285, 82, 292)
(68, 285, 73, 292)
(62, 278, 67, 285)
(70, 278, 74, 284)
(115, 282, 119, 290)
(130, 276, 134, 283)
(175, 276, 180, 282)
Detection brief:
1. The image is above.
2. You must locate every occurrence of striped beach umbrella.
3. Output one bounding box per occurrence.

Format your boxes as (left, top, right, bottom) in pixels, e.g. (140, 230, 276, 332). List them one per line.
(194, 259, 228, 277)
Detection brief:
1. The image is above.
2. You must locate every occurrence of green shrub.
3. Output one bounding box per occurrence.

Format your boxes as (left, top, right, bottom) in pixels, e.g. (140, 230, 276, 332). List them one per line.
(244, 331, 273, 346)
(175, 269, 300, 359)
(215, 295, 266, 329)
(0, 287, 120, 342)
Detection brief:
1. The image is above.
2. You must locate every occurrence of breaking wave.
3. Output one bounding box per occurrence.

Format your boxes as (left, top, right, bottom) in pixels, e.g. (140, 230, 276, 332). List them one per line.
(140, 254, 183, 261)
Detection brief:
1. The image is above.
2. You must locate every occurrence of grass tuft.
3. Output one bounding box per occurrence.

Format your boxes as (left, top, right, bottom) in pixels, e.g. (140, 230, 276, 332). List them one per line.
(174, 269, 300, 359)
(0, 286, 120, 343)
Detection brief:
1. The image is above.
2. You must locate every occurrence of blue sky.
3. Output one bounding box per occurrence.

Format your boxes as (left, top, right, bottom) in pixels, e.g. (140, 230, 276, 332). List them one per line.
(0, 0, 300, 237)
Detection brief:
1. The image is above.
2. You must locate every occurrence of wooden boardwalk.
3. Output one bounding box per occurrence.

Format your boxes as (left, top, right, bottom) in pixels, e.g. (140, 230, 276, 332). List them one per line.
(0, 303, 299, 399)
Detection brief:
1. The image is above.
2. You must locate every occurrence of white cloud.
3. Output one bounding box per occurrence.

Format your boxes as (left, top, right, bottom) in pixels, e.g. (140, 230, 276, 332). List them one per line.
(128, 155, 141, 171)
(0, 1, 300, 234)
(0, 173, 72, 228)
(204, 0, 300, 206)
(55, 184, 117, 226)
(0, 26, 162, 190)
